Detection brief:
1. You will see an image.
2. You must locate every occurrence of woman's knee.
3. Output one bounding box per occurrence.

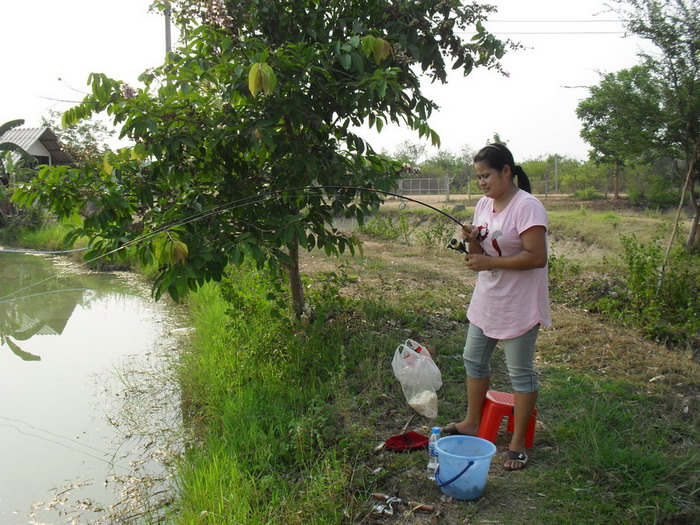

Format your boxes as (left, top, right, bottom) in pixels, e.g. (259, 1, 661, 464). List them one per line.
(464, 357, 491, 379)
(509, 371, 539, 393)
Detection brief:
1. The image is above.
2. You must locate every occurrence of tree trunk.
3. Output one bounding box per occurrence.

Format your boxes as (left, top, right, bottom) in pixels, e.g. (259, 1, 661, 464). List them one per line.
(285, 234, 305, 321)
(687, 208, 699, 250)
(686, 185, 699, 251)
(684, 143, 700, 251)
(613, 160, 620, 199)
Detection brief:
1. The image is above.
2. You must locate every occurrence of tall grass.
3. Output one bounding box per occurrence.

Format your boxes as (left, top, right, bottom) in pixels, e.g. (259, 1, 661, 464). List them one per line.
(0, 218, 84, 250)
(175, 266, 372, 524)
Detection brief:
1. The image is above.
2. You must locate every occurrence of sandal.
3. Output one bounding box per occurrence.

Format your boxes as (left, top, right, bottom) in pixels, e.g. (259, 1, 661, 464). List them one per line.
(504, 450, 528, 471)
(440, 422, 470, 436)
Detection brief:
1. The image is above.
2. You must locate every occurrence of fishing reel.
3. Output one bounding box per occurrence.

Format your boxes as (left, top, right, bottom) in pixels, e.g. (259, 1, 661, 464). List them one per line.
(446, 237, 468, 254)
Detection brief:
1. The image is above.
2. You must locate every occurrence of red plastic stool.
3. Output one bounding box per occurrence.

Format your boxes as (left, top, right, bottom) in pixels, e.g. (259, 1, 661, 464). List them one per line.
(477, 390, 537, 449)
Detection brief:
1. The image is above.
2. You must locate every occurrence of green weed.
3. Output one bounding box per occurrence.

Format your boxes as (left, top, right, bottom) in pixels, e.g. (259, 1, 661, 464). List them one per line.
(590, 234, 700, 348)
(175, 266, 385, 523)
(358, 211, 412, 244)
(417, 213, 456, 249)
(538, 371, 698, 523)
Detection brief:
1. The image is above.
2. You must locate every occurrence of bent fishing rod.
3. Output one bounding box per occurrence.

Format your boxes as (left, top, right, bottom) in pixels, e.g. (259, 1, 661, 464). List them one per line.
(0, 185, 469, 302)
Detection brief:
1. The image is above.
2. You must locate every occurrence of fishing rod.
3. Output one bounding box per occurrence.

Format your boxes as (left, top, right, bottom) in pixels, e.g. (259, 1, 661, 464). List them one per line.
(0, 186, 469, 302)
(105, 185, 469, 256)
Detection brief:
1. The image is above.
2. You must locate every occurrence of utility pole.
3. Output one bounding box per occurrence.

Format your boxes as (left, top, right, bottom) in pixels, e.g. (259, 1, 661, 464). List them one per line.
(165, 1, 172, 54)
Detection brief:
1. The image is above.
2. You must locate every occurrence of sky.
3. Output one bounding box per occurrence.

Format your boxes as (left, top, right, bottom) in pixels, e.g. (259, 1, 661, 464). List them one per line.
(1, 0, 651, 162)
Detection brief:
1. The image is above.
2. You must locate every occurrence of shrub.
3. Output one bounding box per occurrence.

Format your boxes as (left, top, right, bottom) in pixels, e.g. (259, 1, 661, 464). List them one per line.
(358, 211, 411, 243)
(417, 213, 455, 249)
(574, 186, 605, 200)
(628, 176, 680, 208)
(591, 233, 699, 348)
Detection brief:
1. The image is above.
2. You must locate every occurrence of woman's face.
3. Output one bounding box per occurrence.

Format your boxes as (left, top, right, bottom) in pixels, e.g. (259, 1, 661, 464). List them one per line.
(474, 161, 513, 199)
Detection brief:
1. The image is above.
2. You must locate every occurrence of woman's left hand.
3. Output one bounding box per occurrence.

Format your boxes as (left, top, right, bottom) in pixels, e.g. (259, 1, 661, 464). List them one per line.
(465, 254, 491, 272)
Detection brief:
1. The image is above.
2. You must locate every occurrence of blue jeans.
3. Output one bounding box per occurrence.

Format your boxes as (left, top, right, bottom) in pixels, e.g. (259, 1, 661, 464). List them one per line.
(463, 323, 540, 393)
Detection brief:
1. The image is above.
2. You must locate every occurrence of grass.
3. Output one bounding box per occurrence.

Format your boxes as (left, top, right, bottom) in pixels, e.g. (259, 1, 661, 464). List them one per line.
(535, 371, 697, 523)
(0, 219, 85, 251)
(172, 226, 698, 523)
(0, 218, 155, 272)
(174, 270, 366, 523)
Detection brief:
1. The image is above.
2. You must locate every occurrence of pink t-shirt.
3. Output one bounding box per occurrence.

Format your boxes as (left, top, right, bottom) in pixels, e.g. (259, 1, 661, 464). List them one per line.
(466, 190, 552, 339)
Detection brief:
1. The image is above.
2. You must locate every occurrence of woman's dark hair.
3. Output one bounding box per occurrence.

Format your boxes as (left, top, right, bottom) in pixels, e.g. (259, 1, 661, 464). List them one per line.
(474, 143, 532, 194)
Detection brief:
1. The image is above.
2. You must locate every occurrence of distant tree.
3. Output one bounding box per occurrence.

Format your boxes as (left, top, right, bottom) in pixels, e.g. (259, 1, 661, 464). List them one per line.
(41, 110, 114, 168)
(576, 64, 662, 198)
(488, 132, 507, 146)
(456, 144, 477, 194)
(611, 0, 700, 248)
(555, 157, 585, 195)
(14, 0, 512, 317)
(393, 140, 428, 167)
(420, 150, 460, 176)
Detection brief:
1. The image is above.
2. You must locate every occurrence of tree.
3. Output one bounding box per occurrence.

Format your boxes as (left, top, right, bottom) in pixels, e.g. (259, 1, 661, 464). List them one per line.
(576, 65, 662, 198)
(393, 139, 428, 166)
(14, 0, 511, 317)
(40, 110, 114, 168)
(610, 0, 700, 248)
(0, 119, 34, 186)
(419, 149, 461, 177)
(0, 119, 35, 225)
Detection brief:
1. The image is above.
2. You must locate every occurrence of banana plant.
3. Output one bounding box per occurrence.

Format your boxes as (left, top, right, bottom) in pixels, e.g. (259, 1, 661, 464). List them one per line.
(0, 119, 35, 185)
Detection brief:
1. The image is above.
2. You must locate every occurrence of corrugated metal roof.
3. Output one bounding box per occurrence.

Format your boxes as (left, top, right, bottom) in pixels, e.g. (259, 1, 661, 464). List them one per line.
(0, 127, 73, 165)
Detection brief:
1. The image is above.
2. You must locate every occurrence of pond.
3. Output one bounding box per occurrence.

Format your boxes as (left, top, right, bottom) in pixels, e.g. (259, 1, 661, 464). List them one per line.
(0, 251, 185, 524)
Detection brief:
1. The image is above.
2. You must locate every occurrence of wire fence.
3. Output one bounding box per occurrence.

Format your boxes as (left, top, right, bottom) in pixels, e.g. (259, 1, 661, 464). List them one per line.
(398, 177, 451, 199)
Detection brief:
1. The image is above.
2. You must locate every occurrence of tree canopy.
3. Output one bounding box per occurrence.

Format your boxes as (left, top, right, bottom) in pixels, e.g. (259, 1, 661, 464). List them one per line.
(620, 0, 700, 248)
(577, 65, 662, 197)
(14, 0, 512, 314)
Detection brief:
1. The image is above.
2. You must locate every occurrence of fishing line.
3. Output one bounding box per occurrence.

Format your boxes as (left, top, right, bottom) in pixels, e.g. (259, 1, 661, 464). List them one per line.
(0, 247, 88, 255)
(0, 420, 126, 471)
(0, 186, 465, 303)
(0, 288, 91, 305)
(0, 413, 115, 457)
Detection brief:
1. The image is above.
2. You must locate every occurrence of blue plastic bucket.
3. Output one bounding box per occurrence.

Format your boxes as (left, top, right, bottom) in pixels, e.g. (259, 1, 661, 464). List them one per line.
(434, 435, 497, 500)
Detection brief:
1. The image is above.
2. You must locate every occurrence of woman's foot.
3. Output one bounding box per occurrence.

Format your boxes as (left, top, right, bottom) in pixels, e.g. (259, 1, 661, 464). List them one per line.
(440, 421, 479, 436)
(503, 449, 529, 471)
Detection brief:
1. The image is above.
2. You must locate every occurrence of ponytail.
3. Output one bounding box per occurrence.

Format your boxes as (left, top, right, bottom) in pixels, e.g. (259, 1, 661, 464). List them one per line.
(513, 165, 532, 194)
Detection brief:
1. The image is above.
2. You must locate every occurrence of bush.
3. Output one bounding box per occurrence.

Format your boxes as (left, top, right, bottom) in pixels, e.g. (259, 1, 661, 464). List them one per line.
(591, 233, 699, 348)
(574, 186, 605, 200)
(358, 211, 411, 243)
(628, 176, 679, 208)
(417, 214, 455, 249)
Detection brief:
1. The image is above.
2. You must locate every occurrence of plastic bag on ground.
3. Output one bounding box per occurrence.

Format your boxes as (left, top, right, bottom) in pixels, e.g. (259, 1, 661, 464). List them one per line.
(391, 339, 442, 419)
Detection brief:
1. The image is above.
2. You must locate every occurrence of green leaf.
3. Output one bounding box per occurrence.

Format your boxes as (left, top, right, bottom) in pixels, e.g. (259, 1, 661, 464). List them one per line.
(340, 53, 352, 70)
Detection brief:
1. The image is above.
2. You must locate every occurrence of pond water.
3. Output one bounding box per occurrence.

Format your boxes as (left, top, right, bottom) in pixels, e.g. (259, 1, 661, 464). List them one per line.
(0, 251, 184, 524)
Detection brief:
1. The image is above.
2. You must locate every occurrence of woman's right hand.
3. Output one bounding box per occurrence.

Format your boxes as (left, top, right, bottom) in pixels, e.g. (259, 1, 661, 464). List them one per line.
(461, 225, 479, 242)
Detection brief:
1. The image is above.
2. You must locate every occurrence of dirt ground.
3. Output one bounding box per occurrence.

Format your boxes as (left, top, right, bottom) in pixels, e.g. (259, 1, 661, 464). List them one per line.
(298, 230, 699, 525)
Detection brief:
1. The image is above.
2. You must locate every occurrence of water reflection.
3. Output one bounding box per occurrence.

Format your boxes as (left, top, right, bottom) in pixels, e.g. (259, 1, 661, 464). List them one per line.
(0, 252, 182, 524)
(0, 254, 78, 360)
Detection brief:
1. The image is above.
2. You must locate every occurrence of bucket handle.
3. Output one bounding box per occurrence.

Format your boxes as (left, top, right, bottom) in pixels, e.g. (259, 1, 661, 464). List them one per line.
(434, 460, 475, 487)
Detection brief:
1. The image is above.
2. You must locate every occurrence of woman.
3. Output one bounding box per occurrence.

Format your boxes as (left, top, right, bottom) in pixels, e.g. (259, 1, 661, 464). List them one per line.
(442, 143, 551, 471)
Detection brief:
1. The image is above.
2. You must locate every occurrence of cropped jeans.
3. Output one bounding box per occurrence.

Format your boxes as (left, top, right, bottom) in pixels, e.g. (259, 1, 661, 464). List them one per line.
(463, 322, 540, 393)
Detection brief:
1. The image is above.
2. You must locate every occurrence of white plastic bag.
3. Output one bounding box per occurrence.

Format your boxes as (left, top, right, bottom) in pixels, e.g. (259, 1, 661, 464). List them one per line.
(391, 339, 442, 419)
